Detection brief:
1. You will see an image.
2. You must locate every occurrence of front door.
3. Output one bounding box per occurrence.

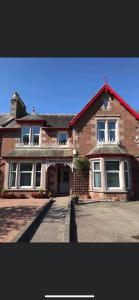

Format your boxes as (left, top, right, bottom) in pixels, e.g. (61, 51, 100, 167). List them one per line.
(59, 169, 70, 194)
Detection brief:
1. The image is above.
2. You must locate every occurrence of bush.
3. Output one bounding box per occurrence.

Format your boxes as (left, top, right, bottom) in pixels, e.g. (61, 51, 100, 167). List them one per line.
(1, 193, 17, 199)
(31, 192, 46, 198)
(75, 157, 90, 175)
(47, 191, 53, 198)
(17, 193, 27, 199)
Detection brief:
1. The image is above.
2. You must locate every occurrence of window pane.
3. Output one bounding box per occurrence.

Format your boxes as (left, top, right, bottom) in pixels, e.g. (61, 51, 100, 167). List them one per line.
(94, 172, 101, 187)
(33, 135, 39, 145)
(11, 163, 17, 172)
(124, 161, 128, 171)
(125, 172, 129, 189)
(35, 172, 41, 187)
(106, 161, 119, 171)
(108, 130, 115, 141)
(98, 121, 105, 129)
(108, 121, 116, 129)
(94, 162, 100, 170)
(20, 163, 32, 172)
(11, 172, 16, 187)
(22, 127, 30, 135)
(36, 162, 41, 171)
(20, 173, 31, 186)
(23, 135, 29, 144)
(107, 173, 120, 187)
(98, 130, 105, 141)
(58, 132, 67, 144)
(32, 127, 40, 135)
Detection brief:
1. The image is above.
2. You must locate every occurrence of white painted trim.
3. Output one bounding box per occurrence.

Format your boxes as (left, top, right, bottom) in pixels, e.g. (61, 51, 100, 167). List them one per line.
(92, 160, 101, 189)
(21, 126, 41, 146)
(105, 159, 121, 190)
(58, 131, 68, 145)
(96, 118, 119, 144)
(124, 160, 130, 190)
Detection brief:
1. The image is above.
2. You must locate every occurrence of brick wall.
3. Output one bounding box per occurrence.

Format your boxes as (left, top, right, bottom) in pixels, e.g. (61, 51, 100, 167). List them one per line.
(73, 93, 139, 156)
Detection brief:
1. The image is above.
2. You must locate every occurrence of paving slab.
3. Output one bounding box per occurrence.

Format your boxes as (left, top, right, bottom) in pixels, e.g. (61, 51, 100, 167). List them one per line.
(31, 196, 70, 242)
(75, 201, 139, 242)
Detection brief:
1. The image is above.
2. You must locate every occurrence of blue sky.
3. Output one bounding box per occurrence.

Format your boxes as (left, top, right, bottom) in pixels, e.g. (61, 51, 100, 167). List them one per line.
(0, 58, 139, 114)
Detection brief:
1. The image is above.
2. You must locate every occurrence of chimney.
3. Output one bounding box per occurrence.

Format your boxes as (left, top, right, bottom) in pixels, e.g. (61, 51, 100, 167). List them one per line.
(10, 92, 27, 118)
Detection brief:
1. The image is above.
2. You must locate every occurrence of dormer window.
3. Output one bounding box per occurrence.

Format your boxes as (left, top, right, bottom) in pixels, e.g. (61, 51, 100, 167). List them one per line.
(32, 126, 40, 145)
(21, 126, 40, 145)
(22, 126, 30, 145)
(58, 132, 68, 145)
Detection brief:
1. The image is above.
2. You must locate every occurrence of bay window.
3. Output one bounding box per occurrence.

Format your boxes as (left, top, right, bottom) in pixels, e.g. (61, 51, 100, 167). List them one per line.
(10, 163, 17, 187)
(97, 119, 117, 143)
(21, 126, 40, 145)
(124, 161, 130, 189)
(20, 163, 33, 187)
(93, 161, 101, 188)
(35, 162, 41, 187)
(9, 162, 42, 189)
(105, 161, 120, 188)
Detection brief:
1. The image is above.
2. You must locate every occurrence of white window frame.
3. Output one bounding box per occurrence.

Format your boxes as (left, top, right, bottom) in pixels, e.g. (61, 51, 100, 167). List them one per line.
(19, 162, 34, 188)
(34, 161, 42, 188)
(97, 120, 106, 143)
(124, 160, 130, 190)
(105, 159, 121, 190)
(58, 131, 68, 145)
(92, 160, 101, 189)
(97, 119, 118, 144)
(9, 162, 18, 188)
(32, 126, 40, 145)
(21, 126, 41, 146)
(21, 126, 31, 145)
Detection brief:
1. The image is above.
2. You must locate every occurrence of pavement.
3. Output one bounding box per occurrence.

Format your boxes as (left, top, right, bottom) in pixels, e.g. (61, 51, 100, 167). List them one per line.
(31, 196, 70, 242)
(75, 201, 139, 242)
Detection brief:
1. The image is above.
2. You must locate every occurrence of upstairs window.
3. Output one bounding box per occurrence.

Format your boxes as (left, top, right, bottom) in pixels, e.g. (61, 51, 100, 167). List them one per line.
(32, 126, 40, 145)
(97, 121, 105, 142)
(58, 132, 68, 145)
(21, 126, 40, 145)
(22, 126, 30, 145)
(97, 120, 117, 143)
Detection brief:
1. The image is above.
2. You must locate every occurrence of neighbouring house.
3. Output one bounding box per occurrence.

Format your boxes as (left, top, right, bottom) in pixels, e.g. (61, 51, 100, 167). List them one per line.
(0, 84, 139, 201)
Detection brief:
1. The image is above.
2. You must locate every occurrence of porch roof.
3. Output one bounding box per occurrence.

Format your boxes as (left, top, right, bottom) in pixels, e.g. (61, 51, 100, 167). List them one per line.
(3, 148, 73, 158)
(86, 144, 129, 156)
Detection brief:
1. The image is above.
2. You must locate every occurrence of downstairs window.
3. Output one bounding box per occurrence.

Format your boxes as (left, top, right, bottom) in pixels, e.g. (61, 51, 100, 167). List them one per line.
(105, 161, 120, 188)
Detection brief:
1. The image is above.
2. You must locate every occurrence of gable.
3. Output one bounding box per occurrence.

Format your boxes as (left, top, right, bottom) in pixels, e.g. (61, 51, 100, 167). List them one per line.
(69, 84, 139, 126)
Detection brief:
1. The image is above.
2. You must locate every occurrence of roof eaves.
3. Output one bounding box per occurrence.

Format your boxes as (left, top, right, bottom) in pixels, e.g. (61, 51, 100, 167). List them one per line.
(69, 83, 139, 126)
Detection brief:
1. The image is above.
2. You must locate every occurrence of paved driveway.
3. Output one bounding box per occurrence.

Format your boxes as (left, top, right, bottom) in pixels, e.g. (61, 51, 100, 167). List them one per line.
(75, 201, 139, 242)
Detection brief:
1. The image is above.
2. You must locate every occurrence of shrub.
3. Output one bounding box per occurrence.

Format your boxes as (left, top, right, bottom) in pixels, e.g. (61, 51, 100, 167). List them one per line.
(47, 191, 53, 198)
(1, 193, 17, 199)
(17, 193, 27, 199)
(71, 194, 79, 200)
(75, 157, 90, 175)
(31, 192, 46, 198)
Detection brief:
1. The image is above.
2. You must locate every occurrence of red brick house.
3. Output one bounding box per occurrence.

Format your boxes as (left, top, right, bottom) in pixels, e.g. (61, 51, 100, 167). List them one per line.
(1, 83, 139, 201)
